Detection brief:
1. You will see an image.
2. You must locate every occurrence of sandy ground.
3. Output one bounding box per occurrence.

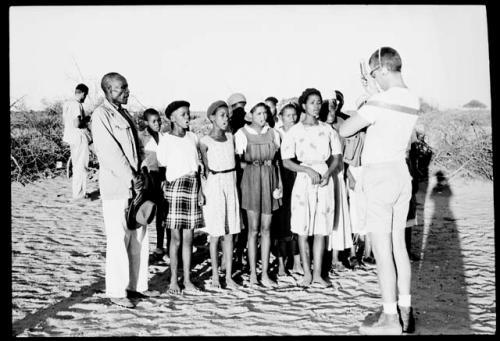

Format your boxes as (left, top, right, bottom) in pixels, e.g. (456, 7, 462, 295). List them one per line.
(11, 172, 495, 336)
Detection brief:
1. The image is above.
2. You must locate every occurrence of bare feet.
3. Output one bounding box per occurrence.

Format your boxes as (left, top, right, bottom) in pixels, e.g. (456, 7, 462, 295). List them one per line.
(183, 279, 200, 292)
(261, 275, 277, 288)
(292, 264, 304, 275)
(311, 276, 331, 288)
(249, 273, 260, 287)
(168, 281, 181, 295)
(298, 273, 312, 287)
(225, 278, 240, 290)
(278, 266, 287, 277)
(211, 276, 221, 289)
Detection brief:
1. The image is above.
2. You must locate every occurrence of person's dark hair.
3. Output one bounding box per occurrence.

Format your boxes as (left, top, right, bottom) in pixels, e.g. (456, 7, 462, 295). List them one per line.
(298, 88, 322, 112)
(265, 96, 278, 105)
(318, 101, 330, 123)
(368, 47, 402, 72)
(143, 108, 160, 121)
(334, 90, 344, 113)
(75, 83, 89, 95)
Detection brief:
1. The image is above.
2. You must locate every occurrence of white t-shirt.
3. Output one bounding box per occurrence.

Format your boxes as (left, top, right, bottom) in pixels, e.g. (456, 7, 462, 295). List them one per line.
(140, 130, 165, 172)
(234, 124, 281, 155)
(357, 87, 419, 165)
(157, 131, 201, 181)
(62, 100, 84, 145)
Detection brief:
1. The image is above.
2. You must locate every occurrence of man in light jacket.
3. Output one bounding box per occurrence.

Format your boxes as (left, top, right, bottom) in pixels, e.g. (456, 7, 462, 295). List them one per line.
(91, 72, 158, 308)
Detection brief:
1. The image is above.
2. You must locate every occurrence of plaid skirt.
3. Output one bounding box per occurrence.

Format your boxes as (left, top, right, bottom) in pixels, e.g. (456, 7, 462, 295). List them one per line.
(163, 175, 203, 230)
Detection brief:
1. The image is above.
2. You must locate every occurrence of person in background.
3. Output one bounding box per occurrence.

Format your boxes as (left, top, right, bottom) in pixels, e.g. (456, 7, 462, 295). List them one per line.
(281, 88, 341, 288)
(274, 100, 303, 276)
(340, 47, 418, 335)
(139, 108, 170, 264)
(235, 102, 282, 287)
(157, 100, 204, 295)
(62, 83, 91, 200)
(199, 100, 241, 290)
(227, 92, 250, 272)
(91, 73, 159, 309)
(227, 92, 250, 133)
(264, 96, 280, 128)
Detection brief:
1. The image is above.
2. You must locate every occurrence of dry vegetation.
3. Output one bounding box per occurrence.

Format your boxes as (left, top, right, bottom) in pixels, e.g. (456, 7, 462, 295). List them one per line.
(10, 103, 492, 184)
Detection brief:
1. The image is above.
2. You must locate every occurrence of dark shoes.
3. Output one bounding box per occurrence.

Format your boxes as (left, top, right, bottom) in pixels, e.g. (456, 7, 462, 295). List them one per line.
(359, 312, 402, 335)
(398, 306, 416, 333)
(109, 297, 136, 309)
(127, 290, 161, 299)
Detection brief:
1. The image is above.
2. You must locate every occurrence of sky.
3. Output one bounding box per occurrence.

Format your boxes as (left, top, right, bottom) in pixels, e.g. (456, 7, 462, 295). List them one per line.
(10, 5, 491, 112)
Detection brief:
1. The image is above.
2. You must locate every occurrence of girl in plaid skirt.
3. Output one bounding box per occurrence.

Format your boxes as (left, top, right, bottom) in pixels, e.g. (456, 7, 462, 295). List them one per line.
(157, 100, 204, 295)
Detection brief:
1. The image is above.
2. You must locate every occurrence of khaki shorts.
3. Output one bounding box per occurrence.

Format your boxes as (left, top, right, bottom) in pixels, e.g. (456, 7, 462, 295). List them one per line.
(361, 161, 412, 234)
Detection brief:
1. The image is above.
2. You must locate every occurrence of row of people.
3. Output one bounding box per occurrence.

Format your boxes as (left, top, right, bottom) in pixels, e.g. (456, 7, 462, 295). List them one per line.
(84, 46, 417, 335)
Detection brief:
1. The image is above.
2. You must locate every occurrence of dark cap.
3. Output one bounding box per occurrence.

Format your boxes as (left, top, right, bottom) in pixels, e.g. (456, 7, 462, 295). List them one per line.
(265, 96, 278, 105)
(165, 100, 190, 119)
(207, 100, 228, 117)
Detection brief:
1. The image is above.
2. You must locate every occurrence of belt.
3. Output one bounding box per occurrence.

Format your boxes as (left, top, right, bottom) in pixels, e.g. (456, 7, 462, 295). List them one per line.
(209, 167, 236, 174)
(246, 160, 273, 166)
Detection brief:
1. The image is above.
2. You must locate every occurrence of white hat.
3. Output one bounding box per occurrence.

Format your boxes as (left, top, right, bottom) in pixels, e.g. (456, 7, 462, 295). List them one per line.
(227, 93, 247, 107)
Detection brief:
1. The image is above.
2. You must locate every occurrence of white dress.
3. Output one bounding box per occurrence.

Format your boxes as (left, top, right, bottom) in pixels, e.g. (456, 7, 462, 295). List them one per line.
(200, 133, 241, 237)
(280, 121, 341, 236)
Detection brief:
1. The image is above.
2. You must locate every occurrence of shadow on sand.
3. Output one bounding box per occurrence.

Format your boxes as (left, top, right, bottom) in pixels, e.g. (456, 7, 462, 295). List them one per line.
(410, 171, 470, 334)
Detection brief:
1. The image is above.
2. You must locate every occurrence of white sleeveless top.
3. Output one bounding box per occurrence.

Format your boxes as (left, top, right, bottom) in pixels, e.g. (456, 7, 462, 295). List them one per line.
(200, 133, 236, 172)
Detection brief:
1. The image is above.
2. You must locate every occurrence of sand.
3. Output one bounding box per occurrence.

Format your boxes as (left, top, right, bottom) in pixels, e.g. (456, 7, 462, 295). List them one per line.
(11, 173, 495, 336)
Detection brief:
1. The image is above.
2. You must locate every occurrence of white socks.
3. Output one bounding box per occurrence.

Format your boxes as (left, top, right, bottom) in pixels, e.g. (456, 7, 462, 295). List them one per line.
(383, 302, 398, 315)
(398, 294, 412, 308)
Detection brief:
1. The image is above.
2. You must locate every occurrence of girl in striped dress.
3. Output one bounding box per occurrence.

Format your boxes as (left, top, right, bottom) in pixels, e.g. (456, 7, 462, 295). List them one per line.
(199, 100, 241, 290)
(157, 100, 204, 295)
(234, 102, 282, 287)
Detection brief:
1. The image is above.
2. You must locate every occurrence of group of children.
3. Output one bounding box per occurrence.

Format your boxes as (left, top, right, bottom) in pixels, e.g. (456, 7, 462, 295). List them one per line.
(138, 88, 384, 294)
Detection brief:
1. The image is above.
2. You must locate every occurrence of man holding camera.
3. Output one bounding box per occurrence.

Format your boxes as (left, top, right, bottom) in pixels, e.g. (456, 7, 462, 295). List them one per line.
(340, 47, 419, 335)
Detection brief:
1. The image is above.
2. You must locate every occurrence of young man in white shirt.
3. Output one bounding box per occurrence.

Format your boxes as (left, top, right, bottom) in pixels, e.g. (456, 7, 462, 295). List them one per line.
(340, 47, 419, 335)
(62, 83, 91, 200)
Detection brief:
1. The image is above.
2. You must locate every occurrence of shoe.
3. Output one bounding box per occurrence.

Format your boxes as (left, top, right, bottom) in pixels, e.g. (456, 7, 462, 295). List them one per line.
(359, 312, 402, 335)
(362, 256, 376, 265)
(348, 256, 360, 269)
(398, 306, 416, 333)
(109, 297, 136, 308)
(127, 290, 161, 299)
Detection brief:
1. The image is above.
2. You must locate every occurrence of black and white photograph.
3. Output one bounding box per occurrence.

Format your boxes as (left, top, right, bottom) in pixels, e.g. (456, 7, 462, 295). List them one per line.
(10, 4, 494, 336)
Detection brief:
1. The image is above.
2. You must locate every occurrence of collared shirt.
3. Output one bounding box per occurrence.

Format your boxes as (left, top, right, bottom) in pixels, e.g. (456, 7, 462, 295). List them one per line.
(234, 124, 281, 155)
(357, 87, 419, 165)
(139, 128, 165, 172)
(62, 99, 86, 145)
(91, 99, 143, 200)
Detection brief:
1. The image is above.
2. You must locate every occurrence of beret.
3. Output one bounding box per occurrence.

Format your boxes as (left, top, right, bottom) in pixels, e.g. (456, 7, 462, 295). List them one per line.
(227, 93, 247, 107)
(298, 88, 322, 108)
(206, 100, 228, 117)
(278, 98, 299, 115)
(165, 100, 190, 119)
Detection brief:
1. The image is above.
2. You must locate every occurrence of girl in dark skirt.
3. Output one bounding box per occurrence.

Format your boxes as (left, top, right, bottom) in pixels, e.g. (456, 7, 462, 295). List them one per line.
(157, 100, 204, 295)
(234, 102, 283, 287)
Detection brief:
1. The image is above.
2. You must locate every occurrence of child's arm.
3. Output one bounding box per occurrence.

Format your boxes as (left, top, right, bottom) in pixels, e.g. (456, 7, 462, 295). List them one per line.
(196, 139, 206, 206)
(282, 158, 321, 185)
(199, 140, 209, 179)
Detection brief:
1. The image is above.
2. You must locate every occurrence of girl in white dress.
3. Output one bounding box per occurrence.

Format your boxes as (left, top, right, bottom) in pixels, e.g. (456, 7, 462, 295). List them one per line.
(199, 101, 241, 290)
(281, 88, 343, 287)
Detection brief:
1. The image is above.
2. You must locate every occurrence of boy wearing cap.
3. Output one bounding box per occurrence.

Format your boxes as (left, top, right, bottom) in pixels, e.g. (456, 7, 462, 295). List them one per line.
(199, 100, 241, 289)
(340, 47, 419, 335)
(227, 92, 250, 133)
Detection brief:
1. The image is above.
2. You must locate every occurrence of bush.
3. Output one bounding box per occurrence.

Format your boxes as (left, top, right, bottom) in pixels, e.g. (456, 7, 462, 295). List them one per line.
(417, 109, 492, 181)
